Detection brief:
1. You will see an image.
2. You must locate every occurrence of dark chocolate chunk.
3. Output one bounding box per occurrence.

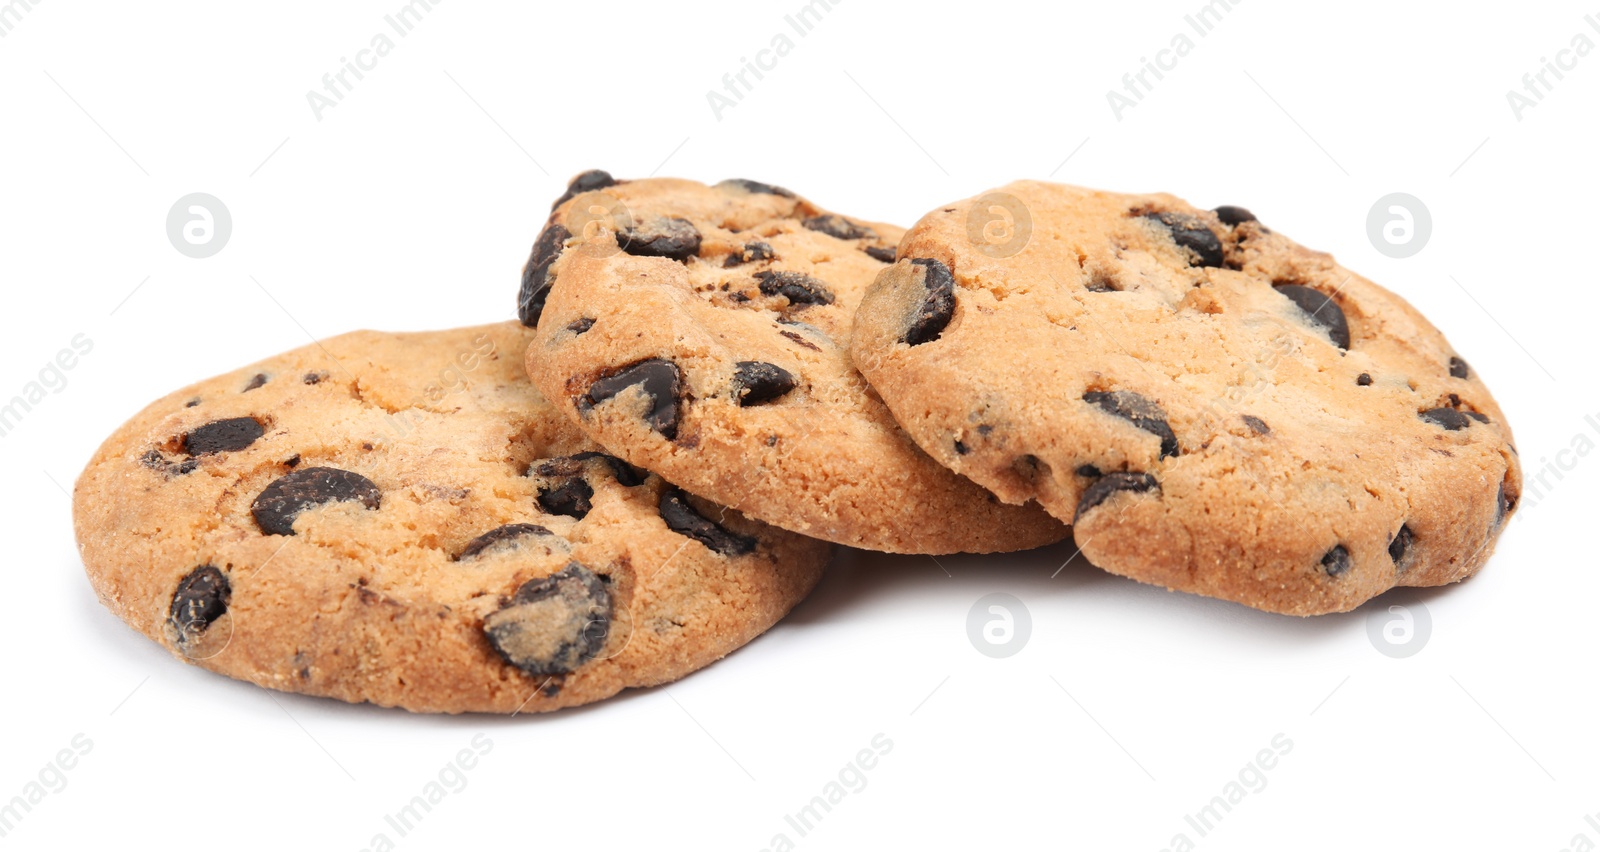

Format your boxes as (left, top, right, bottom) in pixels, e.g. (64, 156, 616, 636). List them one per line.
(538, 477, 594, 519)
(802, 214, 874, 241)
(551, 169, 616, 210)
(1274, 284, 1351, 349)
(183, 417, 264, 456)
(1083, 390, 1180, 458)
(1241, 415, 1271, 435)
(567, 317, 595, 335)
(754, 270, 835, 306)
(779, 330, 821, 351)
(732, 361, 796, 406)
(1465, 411, 1490, 424)
(518, 221, 571, 327)
(569, 451, 648, 487)
(1449, 356, 1470, 379)
(1143, 211, 1223, 268)
(458, 523, 555, 560)
(1388, 525, 1413, 568)
(953, 440, 970, 455)
(1420, 407, 1473, 431)
(242, 373, 268, 392)
(302, 372, 325, 385)
(724, 241, 775, 267)
(141, 449, 198, 477)
(184, 398, 201, 408)
(168, 565, 230, 648)
(251, 466, 381, 536)
(660, 488, 756, 556)
(483, 563, 613, 676)
(585, 359, 684, 440)
(1321, 545, 1352, 578)
(1496, 481, 1513, 524)
(864, 245, 898, 263)
(1357, 373, 1373, 386)
(1213, 205, 1257, 226)
(618, 216, 702, 261)
(722, 178, 795, 198)
(902, 258, 956, 346)
(1075, 472, 1159, 520)
(1076, 464, 1102, 478)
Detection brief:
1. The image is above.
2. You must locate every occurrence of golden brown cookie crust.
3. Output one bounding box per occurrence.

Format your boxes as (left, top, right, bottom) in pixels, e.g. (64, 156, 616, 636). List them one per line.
(74, 321, 829, 713)
(852, 181, 1520, 615)
(521, 174, 1066, 554)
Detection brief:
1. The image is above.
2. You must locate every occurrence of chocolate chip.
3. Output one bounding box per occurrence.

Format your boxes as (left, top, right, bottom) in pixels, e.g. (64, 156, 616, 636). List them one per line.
(1241, 415, 1271, 435)
(251, 466, 381, 536)
(1357, 373, 1373, 386)
(1465, 411, 1490, 424)
(1274, 284, 1351, 350)
(1143, 212, 1223, 268)
(724, 241, 775, 267)
(902, 258, 956, 346)
(483, 563, 613, 677)
(538, 477, 594, 519)
(802, 214, 874, 241)
(722, 178, 795, 198)
(585, 359, 684, 440)
(618, 216, 702, 261)
(1075, 472, 1159, 520)
(458, 523, 555, 560)
(1321, 545, 1351, 577)
(183, 417, 264, 456)
(754, 270, 834, 306)
(569, 451, 648, 487)
(242, 373, 268, 392)
(184, 398, 201, 408)
(779, 330, 821, 352)
(518, 221, 571, 327)
(168, 566, 230, 648)
(864, 245, 897, 263)
(1449, 356, 1471, 379)
(567, 318, 595, 335)
(1496, 481, 1513, 524)
(1388, 525, 1413, 568)
(1076, 464, 1102, 478)
(660, 488, 755, 555)
(551, 169, 616, 210)
(302, 372, 325, 385)
(141, 449, 198, 477)
(953, 440, 970, 455)
(1214, 205, 1257, 226)
(1420, 407, 1473, 431)
(732, 361, 796, 406)
(1083, 391, 1179, 458)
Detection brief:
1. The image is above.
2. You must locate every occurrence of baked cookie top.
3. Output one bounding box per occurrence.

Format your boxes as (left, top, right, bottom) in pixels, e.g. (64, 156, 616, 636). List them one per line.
(73, 321, 829, 713)
(519, 172, 1066, 554)
(852, 181, 1520, 615)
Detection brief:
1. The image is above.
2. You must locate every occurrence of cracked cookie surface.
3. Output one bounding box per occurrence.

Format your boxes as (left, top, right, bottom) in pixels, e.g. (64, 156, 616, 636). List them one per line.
(852, 181, 1520, 615)
(520, 172, 1066, 554)
(74, 321, 829, 712)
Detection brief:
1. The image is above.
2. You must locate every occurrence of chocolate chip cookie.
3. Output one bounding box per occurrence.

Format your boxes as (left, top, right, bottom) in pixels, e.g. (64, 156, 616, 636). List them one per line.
(852, 181, 1520, 615)
(519, 172, 1066, 554)
(74, 321, 829, 713)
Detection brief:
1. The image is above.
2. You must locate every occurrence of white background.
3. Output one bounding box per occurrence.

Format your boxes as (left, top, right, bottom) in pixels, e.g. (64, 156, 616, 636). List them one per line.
(2, 1, 1597, 849)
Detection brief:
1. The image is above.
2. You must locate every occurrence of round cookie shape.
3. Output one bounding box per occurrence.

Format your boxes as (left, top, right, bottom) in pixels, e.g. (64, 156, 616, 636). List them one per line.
(852, 181, 1520, 615)
(74, 321, 829, 713)
(520, 172, 1066, 554)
